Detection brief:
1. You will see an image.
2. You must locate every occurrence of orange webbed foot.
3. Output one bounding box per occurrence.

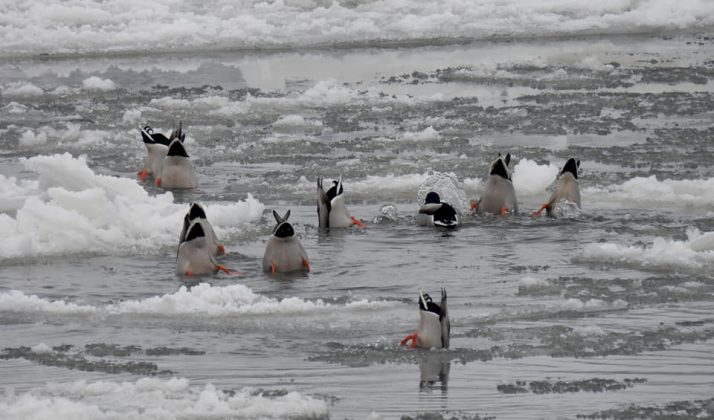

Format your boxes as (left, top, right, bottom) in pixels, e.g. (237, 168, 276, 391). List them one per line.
(216, 264, 231, 275)
(400, 333, 418, 348)
(185, 270, 193, 277)
(351, 216, 365, 228)
(155, 177, 162, 187)
(137, 169, 149, 182)
(531, 203, 549, 217)
(302, 258, 310, 273)
(500, 207, 508, 216)
(270, 262, 277, 274)
(217, 244, 226, 255)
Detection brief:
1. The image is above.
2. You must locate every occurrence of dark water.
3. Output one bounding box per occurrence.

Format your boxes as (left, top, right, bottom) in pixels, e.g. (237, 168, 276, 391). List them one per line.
(1, 33, 713, 418)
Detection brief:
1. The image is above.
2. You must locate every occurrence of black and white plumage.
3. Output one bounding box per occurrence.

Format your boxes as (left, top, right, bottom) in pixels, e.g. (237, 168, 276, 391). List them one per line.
(137, 122, 185, 181)
(176, 221, 226, 276)
(263, 210, 310, 273)
(401, 289, 450, 349)
(416, 191, 460, 229)
(473, 153, 518, 215)
(533, 157, 581, 217)
(178, 202, 224, 256)
(317, 176, 360, 229)
(156, 138, 197, 189)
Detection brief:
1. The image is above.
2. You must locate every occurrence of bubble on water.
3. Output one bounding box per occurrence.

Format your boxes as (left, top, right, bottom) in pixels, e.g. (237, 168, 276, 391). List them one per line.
(372, 203, 399, 224)
(416, 171, 467, 212)
(551, 199, 581, 218)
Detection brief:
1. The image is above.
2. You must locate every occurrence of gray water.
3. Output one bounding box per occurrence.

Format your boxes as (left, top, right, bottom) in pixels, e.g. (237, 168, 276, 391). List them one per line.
(1, 33, 713, 419)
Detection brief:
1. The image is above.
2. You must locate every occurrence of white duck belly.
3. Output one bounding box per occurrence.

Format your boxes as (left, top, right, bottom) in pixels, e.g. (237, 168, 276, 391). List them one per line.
(176, 238, 217, 276)
(328, 195, 353, 228)
(416, 310, 444, 349)
(552, 173, 581, 208)
(160, 156, 197, 189)
(478, 176, 518, 214)
(262, 237, 308, 272)
(146, 143, 168, 178)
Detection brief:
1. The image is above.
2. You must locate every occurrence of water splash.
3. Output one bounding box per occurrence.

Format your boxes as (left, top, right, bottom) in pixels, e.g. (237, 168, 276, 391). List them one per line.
(416, 171, 467, 212)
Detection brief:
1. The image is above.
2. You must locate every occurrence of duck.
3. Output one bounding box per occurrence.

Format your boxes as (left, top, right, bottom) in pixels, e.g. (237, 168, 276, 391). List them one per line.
(156, 138, 197, 189)
(416, 191, 460, 229)
(137, 122, 184, 182)
(263, 209, 310, 273)
(532, 157, 581, 217)
(176, 221, 230, 277)
(179, 202, 224, 256)
(317, 176, 363, 228)
(471, 153, 518, 215)
(400, 289, 450, 349)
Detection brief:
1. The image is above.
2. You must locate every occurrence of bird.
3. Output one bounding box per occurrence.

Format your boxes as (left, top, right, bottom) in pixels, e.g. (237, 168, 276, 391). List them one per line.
(400, 289, 450, 349)
(471, 153, 518, 215)
(532, 157, 581, 217)
(416, 191, 460, 228)
(137, 122, 184, 182)
(156, 138, 197, 189)
(179, 202, 225, 256)
(317, 176, 363, 228)
(263, 209, 310, 273)
(176, 221, 230, 277)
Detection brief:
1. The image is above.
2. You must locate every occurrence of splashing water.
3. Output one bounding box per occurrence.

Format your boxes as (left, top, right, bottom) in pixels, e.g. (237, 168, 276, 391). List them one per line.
(551, 199, 581, 218)
(416, 171, 467, 212)
(372, 203, 399, 224)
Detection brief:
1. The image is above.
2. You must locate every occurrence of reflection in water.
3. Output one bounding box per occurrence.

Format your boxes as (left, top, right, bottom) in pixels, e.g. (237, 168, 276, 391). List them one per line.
(419, 356, 450, 393)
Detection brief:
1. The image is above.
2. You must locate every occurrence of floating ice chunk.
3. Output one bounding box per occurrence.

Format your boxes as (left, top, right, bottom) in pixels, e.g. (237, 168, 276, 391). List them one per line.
(401, 126, 440, 142)
(82, 76, 115, 91)
(0, 290, 96, 314)
(119, 283, 393, 316)
(273, 114, 307, 127)
(519, 276, 549, 289)
(300, 79, 355, 105)
(462, 177, 483, 195)
(149, 97, 191, 109)
(122, 109, 142, 123)
(0, 174, 38, 211)
(4, 83, 44, 97)
(2, 0, 714, 58)
(19, 130, 48, 147)
(31, 343, 53, 353)
(584, 175, 714, 210)
(571, 325, 607, 336)
(578, 229, 714, 271)
(3, 102, 28, 113)
(0, 153, 264, 260)
(512, 158, 559, 196)
(0, 377, 327, 419)
(108, 283, 327, 316)
(355, 173, 427, 195)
